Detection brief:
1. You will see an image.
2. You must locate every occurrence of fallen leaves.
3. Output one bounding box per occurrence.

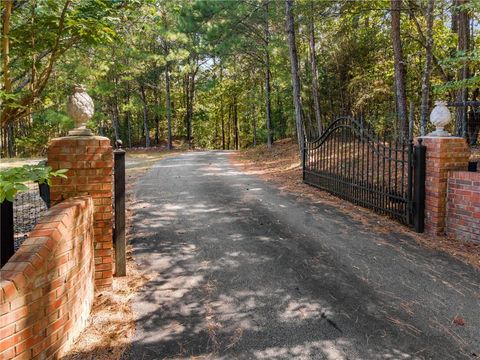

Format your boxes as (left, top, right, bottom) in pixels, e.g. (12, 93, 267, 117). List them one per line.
(231, 138, 480, 271)
(62, 246, 149, 360)
(62, 152, 156, 360)
(453, 316, 466, 326)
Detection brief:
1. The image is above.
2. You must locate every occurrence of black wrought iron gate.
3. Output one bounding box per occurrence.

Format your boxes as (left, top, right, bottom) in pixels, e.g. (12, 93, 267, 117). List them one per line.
(303, 117, 426, 232)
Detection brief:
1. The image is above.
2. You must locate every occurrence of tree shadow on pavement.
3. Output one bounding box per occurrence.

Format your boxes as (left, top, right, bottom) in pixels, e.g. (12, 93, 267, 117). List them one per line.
(119, 152, 479, 360)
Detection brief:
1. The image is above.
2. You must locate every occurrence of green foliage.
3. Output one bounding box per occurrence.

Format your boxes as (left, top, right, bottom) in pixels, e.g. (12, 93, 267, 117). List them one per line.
(3, 0, 480, 155)
(16, 110, 74, 157)
(435, 49, 480, 95)
(0, 165, 67, 203)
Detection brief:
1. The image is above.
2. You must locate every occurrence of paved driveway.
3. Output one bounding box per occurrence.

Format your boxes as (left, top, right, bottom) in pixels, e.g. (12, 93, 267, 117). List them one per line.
(124, 151, 479, 360)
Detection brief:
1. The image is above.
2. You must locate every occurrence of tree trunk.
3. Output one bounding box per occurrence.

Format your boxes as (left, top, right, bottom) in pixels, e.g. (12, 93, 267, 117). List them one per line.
(227, 103, 232, 150)
(30, 1, 37, 94)
(2, 0, 12, 128)
(234, 97, 239, 150)
(7, 123, 14, 158)
(265, 54, 273, 148)
(264, 0, 273, 148)
(390, 0, 409, 139)
(111, 99, 120, 143)
(115, 100, 121, 143)
(154, 113, 160, 145)
(0, 126, 3, 158)
(309, 3, 322, 137)
(451, 0, 458, 33)
(221, 99, 225, 150)
(139, 85, 150, 148)
(110, 51, 121, 144)
(187, 70, 196, 148)
(154, 92, 160, 145)
(253, 91, 257, 146)
(2, 0, 12, 93)
(420, 0, 435, 136)
(187, 75, 193, 148)
(183, 74, 189, 143)
(125, 111, 132, 148)
(215, 115, 219, 148)
(124, 84, 132, 148)
(219, 65, 225, 150)
(165, 62, 173, 150)
(455, 0, 470, 138)
(183, 59, 197, 149)
(275, 83, 286, 138)
(285, 0, 305, 161)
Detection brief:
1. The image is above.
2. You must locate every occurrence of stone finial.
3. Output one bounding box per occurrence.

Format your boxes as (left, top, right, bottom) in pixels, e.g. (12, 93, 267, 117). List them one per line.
(67, 84, 94, 136)
(428, 100, 451, 137)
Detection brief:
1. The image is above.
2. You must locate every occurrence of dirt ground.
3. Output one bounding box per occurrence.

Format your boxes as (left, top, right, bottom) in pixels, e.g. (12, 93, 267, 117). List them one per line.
(0, 157, 45, 169)
(231, 138, 480, 270)
(62, 150, 178, 360)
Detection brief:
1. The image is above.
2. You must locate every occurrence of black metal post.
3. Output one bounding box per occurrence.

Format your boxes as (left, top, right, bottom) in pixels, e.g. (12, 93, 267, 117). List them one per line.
(1, 200, 14, 267)
(468, 161, 478, 172)
(407, 140, 414, 224)
(38, 182, 51, 208)
(413, 140, 426, 233)
(114, 149, 126, 276)
(302, 136, 307, 182)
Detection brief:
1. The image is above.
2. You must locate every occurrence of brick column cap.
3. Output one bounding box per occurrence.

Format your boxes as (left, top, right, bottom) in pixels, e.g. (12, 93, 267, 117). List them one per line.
(418, 136, 465, 139)
(48, 136, 112, 150)
(49, 135, 111, 145)
(50, 135, 109, 140)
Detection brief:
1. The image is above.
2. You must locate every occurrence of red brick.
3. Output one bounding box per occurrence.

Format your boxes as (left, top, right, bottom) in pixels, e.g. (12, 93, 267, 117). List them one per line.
(0, 306, 28, 328)
(0, 324, 15, 339)
(0, 348, 15, 360)
(446, 170, 480, 243)
(95, 278, 112, 287)
(12, 349, 31, 360)
(1, 273, 28, 292)
(0, 328, 33, 353)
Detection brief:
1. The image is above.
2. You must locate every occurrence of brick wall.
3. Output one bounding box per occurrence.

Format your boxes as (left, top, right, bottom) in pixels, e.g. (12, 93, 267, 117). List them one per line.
(446, 171, 480, 243)
(421, 137, 470, 235)
(0, 197, 94, 360)
(47, 136, 113, 288)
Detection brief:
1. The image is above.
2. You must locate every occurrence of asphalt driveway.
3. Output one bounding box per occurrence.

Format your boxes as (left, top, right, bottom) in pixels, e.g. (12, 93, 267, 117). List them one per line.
(124, 151, 479, 360)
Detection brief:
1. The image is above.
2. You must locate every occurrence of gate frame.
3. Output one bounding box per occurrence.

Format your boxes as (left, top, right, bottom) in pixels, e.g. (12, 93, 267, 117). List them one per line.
(413, 140, 426, 233)
(113, 146, 126, 277)
(303, 116, 426, 233)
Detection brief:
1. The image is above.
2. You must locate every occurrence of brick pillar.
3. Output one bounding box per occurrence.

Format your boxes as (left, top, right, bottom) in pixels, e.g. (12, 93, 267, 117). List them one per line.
(420, 136, 470, 236)
(47, 136, 113, 288)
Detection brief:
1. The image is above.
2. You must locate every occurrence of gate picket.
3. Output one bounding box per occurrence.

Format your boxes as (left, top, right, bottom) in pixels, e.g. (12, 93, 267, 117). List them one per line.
(303, 117, 425, 231)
